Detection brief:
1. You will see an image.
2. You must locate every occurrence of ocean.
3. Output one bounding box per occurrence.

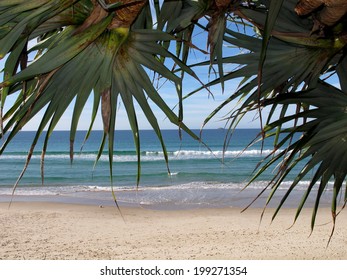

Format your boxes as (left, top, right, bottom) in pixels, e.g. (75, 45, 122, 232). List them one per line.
(0, 129, 333, 209)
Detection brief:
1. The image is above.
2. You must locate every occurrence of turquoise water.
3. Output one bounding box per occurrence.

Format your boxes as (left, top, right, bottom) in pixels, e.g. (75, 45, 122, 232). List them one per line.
(0, 129, 332, 209)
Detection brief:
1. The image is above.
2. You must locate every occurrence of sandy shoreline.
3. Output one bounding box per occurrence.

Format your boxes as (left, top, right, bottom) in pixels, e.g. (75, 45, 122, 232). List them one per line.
(0, 202, 346, 260)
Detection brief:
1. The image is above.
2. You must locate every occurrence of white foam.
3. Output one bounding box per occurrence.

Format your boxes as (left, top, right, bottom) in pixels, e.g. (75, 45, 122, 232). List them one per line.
(1, 148, 281, 163)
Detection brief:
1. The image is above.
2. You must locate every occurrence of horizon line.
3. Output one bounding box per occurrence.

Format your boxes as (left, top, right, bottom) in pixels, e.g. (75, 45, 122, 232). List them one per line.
(13, 127, 260, 132)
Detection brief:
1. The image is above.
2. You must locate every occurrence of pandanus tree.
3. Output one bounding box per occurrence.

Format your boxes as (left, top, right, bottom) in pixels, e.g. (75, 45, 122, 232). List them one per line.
(1, 0, 347, 236)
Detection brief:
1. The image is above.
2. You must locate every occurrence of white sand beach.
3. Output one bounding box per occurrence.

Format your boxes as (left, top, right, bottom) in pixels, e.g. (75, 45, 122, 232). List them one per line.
(0, 202, 346, 260)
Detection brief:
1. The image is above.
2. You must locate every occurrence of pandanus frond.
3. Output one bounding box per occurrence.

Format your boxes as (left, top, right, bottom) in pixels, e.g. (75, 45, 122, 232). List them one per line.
(255, 82, 347, 241)
(195, 0, 347, 235)
(0, 0, 202, 198)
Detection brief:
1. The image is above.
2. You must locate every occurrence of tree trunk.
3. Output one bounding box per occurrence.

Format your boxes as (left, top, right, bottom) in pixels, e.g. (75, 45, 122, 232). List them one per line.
(295, 0, 347, 26)
(108, 0, 148, 29)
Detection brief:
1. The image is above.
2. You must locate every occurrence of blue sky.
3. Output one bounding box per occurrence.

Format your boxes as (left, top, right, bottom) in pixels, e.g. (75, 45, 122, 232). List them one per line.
(0, 26, 263, 132)
(2, 36, 339, 132)
(0, 3, 343, 133)
(0, 59, 260, 131)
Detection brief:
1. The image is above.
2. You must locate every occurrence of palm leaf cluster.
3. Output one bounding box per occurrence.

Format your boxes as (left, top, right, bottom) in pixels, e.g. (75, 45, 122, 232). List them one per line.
(0, 0, 203, 194)
(260, 82, 347, 238)
(1, 0, 347, 233)
(191, 0, 347, 233)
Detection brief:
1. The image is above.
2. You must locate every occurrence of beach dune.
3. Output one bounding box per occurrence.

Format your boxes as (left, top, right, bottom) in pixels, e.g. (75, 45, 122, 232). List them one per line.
(0, 202, 346, 260)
